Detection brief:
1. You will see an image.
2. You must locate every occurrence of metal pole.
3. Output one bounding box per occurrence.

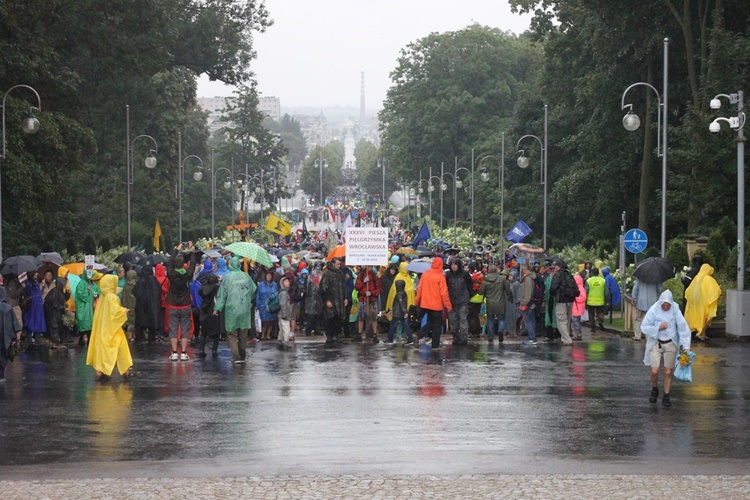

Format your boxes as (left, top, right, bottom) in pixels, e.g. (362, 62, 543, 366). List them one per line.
(471, 148, 475, 236)
(126, 105, 131, 249)
(178, 131, 182, 243)
(211, 149, 215, 241)
(419, 170, 422, 219)
(543, 104, 548, 250)
(454, 156, 458, 243)
(319, 149, 323, 206)
(260, 168, 264, 223)
(382, 160, 385, 207)
(440, 162, 444, 229)
(501, 132, 505, 253)
(231, 158, 235, 225)
(429, 166, 432, 220)
(738, 90, 745, 291)
(661, 38, 669, 257)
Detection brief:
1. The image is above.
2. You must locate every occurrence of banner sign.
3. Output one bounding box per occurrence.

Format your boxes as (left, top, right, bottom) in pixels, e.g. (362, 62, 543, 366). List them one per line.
(345, 227, 389, 266)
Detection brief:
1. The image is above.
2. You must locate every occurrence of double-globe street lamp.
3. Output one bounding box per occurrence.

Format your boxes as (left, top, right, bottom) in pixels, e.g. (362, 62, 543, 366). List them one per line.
(209, 150, 233, 241)
(709, 90, 746, 335)
(621, 38, 669, 257)
(516, 104, 549, 249)
(125, 105, 158, 249)
(177, 131, 203, 243)
(1, 84, 41, 262)
(425, 166, 442, 227)
(478, 134, 507, 253)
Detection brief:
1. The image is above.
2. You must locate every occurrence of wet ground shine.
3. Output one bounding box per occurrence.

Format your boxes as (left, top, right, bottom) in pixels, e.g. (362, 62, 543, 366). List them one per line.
(1, 332, 749, 479)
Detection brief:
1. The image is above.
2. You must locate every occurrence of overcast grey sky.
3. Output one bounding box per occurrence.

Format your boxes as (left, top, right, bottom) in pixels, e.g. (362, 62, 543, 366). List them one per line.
(197, 1, 532, 110)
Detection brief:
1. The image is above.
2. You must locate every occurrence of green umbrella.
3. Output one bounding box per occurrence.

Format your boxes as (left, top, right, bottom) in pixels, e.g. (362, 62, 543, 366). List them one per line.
(224, 242, 273, 268)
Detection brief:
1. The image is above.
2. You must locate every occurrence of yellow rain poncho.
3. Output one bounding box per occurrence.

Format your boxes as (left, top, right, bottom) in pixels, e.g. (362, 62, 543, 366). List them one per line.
(86, 274, 133, 376)
(684, 263, 722, 333)
(385, 262, 415, 311)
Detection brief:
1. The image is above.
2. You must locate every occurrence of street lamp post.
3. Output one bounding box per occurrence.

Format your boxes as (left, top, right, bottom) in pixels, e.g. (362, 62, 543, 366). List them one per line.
(177, 131, 203, 243)
(709, 90, 747, 336)
(621, 37, 668, 257)
(516, 105, 548, 249)
(126, 105, 158, 249)
(1, 84, 41, 262)
(452, 156, 471, 243)
(427, 167, 441, 225)
(315, 153, 328, 206)
(478, 135, 506, 254)
(210, 150, 233, 241)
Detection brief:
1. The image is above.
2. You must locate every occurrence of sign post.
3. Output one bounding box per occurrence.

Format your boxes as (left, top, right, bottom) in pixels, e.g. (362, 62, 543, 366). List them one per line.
(624, 228, 648, 254)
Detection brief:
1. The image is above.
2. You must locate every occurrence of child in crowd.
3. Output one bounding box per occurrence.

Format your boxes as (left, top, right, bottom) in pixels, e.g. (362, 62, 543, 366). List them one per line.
(387, 280, 413, 345)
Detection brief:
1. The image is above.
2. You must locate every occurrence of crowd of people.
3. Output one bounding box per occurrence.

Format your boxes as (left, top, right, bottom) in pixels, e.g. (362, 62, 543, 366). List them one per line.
(0, 195, 722, 409)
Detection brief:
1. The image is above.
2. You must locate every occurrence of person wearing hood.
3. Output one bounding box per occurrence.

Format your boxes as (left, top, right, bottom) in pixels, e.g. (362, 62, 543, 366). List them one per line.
(197, 270, 221, 357)
(641, 290, 691, 407)
(681, 253, 704, 312)
(355, 266, 381, 343)
(479, 265, 511, 343)
(319, 258, 348, 346)
(22, 272, 46, 350)
(387, 279, 414, 344)
(683, 263, 722, 341)
(121, 270, 138, 342)
(214, 257, 230, 280)
(86, 274, 137, 381)
(304, 264, 322, 336)
(190, 260, 214, 345)
(44, 276, 70, 349)
(445, 258, 473, 345)
(415, 257, 452, 348)
(0, 287, 22, 383)
(571, 272, 588, 340)
(214, 256, 256, 363)
(257, 270, 279, 340)
(549, 259, 576, 346)
(133, 265, 163, 345)
(518, 264, 538, 345)
(602, 267, 622, 313)
(504, 270, 520, 337)
(75, 271, 100, 346)
(379, 263, 399, 313)
(154, 263, 169, 339)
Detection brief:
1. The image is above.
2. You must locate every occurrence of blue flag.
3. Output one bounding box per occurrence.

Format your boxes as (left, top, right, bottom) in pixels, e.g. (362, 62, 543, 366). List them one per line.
(505, 220, 532, 243)
(412, 221, 431, 248)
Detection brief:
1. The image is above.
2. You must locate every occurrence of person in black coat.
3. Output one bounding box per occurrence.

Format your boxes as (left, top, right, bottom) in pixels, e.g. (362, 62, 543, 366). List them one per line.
(198, 273, 221, 358)
(132, 265, 164, 345)
(43, 277, 69, 348)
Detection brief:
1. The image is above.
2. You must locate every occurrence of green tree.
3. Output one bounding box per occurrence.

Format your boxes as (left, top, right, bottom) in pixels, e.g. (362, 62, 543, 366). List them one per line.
(299, 143, 343, 204)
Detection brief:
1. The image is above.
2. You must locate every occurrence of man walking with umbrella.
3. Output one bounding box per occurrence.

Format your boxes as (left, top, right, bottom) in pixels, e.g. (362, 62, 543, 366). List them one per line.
(632, 257, 675, 341)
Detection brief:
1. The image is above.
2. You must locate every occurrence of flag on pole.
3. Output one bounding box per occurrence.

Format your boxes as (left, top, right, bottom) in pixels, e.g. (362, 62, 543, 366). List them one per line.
(505, 220, 533, 243)
(411, 220, 431, 248)
(341, 214, 352, 242)
(153, 219, 163, 251)
(265, 214, 292, 236)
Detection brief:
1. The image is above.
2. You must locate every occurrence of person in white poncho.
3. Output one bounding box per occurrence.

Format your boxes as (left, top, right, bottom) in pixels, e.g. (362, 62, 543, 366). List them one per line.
(641, 290, 691, 407)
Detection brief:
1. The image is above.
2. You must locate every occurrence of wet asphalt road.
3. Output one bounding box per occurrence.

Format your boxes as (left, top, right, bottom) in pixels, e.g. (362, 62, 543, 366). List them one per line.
(1, 332, 749, 479)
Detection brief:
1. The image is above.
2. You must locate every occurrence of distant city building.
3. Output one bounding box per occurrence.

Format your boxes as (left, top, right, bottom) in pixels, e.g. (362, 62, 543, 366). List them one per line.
(197, 95, 281, 134)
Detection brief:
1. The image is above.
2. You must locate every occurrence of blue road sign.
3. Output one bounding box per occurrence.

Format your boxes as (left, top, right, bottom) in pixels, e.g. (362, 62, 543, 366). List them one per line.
(624, 228, 648, 253)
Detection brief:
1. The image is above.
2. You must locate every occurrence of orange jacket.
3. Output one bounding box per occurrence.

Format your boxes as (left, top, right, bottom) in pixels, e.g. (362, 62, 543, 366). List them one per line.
(415, 257, 452, 312)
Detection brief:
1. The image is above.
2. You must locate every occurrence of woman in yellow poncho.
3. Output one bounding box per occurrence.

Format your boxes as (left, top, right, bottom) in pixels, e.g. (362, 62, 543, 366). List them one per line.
(385, 262, 415, 311)
(86, 274, 136, 380)
(684, 263, 722, 341)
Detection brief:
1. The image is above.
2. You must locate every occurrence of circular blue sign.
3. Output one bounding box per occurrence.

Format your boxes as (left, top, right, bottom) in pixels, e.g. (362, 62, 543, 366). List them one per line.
(624, 228, 648, 253)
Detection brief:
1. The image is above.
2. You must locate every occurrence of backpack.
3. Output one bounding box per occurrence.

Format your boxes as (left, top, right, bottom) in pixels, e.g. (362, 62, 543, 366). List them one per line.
(561, 272, 580, 300)
(530, 275, 545, 307)
(265, 292, 281, 313)
(289, 277, 305, 302)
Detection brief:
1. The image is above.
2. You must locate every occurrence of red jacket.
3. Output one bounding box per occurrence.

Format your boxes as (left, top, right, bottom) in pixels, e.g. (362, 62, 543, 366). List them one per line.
(415, 258, 452, 312)
(355, 268, 381, 303)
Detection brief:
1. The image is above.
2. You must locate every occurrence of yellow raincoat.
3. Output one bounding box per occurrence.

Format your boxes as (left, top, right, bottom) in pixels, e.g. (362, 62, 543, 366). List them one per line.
(684, 263, 722, 333)
(86, 274, 133, 376)
(385, 262, 415, 310)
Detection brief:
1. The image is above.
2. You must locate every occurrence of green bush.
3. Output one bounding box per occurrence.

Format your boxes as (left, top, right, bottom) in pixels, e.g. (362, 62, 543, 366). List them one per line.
(707, 230, 728, 271)
(666, 238, 689, 270)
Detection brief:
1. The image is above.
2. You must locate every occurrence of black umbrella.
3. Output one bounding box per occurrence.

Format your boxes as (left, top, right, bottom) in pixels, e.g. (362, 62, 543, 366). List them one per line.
(633, 257, 675, 284)
(143, 254, 169, 267)
(37, 252, 64, 266)
(114, 251, 146, 265)
(0, 255, 42, 276)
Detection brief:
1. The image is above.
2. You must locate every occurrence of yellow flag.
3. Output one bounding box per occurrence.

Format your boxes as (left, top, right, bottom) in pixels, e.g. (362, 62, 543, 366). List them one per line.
(265, 214, 292, 236)
(153, 219, 163, 251)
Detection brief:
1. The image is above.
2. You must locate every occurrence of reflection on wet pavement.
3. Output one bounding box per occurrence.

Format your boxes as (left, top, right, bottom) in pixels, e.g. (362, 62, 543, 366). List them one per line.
(1, 336, 749, 474)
